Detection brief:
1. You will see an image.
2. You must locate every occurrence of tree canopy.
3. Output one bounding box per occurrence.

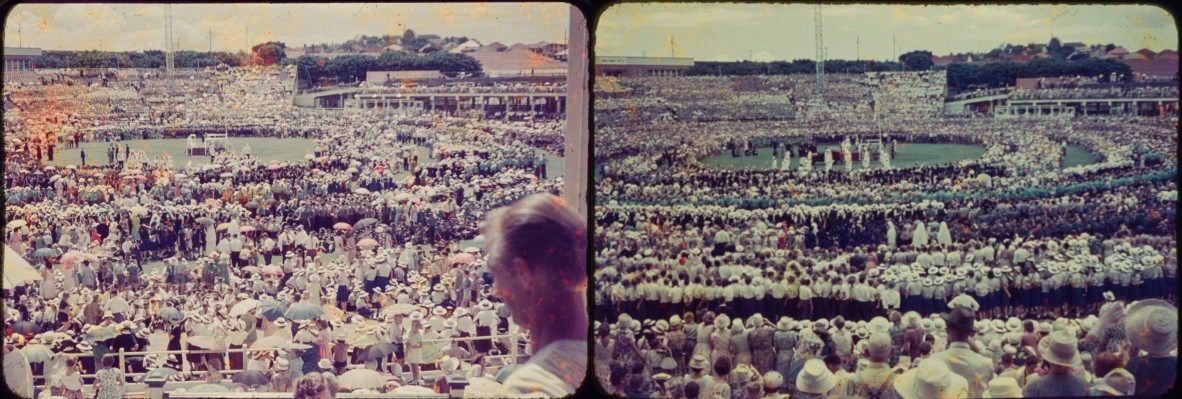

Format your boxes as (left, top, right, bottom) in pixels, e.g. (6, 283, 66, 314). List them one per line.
(291, 50, 482, 85)
(899, 50, 935, 71)
(250, 41, 287, 66)
(945, 57, 1133, 89)
(30, 50, 246, 69)
(684, 59, 906, 76)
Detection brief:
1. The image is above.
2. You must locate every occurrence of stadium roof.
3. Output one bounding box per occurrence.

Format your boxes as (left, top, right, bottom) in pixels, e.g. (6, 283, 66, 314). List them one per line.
(468, 48, 567, 76)
(595, 56, 694, 67)
(4, 47, 43, 57)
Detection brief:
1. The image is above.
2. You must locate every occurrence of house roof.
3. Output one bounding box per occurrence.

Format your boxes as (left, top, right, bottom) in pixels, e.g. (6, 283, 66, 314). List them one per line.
(1123, 58, 1179, 78)
(1135, 48, 1157, 57)
(468, 49, 567, 75)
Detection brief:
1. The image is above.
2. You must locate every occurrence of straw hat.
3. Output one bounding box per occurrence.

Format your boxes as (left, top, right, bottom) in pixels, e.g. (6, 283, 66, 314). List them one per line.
(894, 358, 969, 399)
(273, 318, 290, 328)
(689, 354, 709, 371)
(981, 377, 1022, 398)
(1123, 299, 1177, 355)
(764, 371, 784, 390)
(1038, 330, 1081, 366)
(795, 358, 836, 394)
(318, 359, 333, 370)
(777, 317, 794, 331)
(990, 319, 1005, 333)
(1005, 317, 1022, 333)
(1095, 369, 1136, 396)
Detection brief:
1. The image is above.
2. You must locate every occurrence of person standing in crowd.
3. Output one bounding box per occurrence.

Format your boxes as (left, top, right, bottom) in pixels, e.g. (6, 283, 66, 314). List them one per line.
(1022, 330, 1088, 397)
(1121, 299, 1177, 396)
(483, 193, 588, 397)
(929, 306, 994, 397)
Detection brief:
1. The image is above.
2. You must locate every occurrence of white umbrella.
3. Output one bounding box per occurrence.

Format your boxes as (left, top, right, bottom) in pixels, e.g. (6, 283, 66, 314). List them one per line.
(20, 344, 54, 363)
(105, 297, 132, 314)
(187, 335, 226, 351)
(229, 299, 260, 318)
(3, 245, 41, 288)
(338, 369, 387, 389)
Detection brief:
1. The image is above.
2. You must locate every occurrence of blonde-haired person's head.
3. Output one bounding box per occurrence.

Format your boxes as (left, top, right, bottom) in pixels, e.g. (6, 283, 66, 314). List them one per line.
(482, 193, 587, 332)
(293, 372, 335, 399)
(482, 193, 588, 330)
(483, 193, 587, 288)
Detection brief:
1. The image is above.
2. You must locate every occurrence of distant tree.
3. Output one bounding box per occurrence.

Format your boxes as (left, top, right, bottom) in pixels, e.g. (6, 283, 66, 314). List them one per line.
(250, 41, 287, 65)
(898, 50, 934, 71)
(1048, 37, 1062, 54)
(400, 29, 416, 46)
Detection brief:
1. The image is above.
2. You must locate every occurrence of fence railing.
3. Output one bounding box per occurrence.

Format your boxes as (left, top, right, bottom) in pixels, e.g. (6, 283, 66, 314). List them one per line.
(32, 331, 522, 389)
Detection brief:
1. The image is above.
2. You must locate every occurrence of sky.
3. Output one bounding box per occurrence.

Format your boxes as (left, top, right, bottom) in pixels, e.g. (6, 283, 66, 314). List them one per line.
(597, 4, 1177, 62)
(4, 3, 570, 52)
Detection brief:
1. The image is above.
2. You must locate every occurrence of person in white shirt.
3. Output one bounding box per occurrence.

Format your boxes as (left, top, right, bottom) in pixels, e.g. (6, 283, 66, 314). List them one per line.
(482, 194, 587, 397)
(260, 235, 276, 266)
(229, 234, 244, 268)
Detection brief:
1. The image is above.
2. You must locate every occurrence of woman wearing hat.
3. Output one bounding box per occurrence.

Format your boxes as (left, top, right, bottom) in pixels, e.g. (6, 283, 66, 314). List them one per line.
(773, 317, 798, 378)
(1121, 299, 1177, 396)
(795, 358, 838, 399)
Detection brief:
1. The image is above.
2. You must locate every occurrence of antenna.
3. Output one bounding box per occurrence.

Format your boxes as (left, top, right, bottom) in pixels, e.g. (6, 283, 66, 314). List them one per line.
(857, 36, 860, 60)
(815, 4, 825, 94)
(165, 4, 175, 108)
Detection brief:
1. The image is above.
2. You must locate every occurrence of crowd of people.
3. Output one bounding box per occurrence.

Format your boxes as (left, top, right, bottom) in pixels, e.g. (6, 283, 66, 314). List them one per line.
(594, 71, 1177, 398)
(3, 64, 583, 398)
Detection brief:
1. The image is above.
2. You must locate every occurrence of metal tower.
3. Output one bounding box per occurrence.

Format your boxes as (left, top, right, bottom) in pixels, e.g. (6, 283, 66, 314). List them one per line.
(815, 4, 825, 94)
(165, 5, 175, 104)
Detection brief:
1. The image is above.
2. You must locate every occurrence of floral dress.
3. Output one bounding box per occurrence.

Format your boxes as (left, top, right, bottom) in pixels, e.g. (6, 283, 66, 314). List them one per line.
(774, 330, 797, 378)
(95, 367, 124, 399)
(748, 326, 776, 374)
(709, 328, 732, 367)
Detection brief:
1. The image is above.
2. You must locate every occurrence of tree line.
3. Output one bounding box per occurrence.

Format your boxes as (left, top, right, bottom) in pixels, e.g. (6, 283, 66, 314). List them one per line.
(682, 52, 1135, 91)
(289, 51, 483, 85)
(29, 50, 248, 69)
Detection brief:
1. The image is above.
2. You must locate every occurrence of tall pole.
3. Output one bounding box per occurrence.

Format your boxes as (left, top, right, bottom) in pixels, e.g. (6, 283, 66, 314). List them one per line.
(165, 4, 174, 109)
(563, 4, 588, 218)
(893, 36, 897, 61)
(815, 4, 825, 94)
